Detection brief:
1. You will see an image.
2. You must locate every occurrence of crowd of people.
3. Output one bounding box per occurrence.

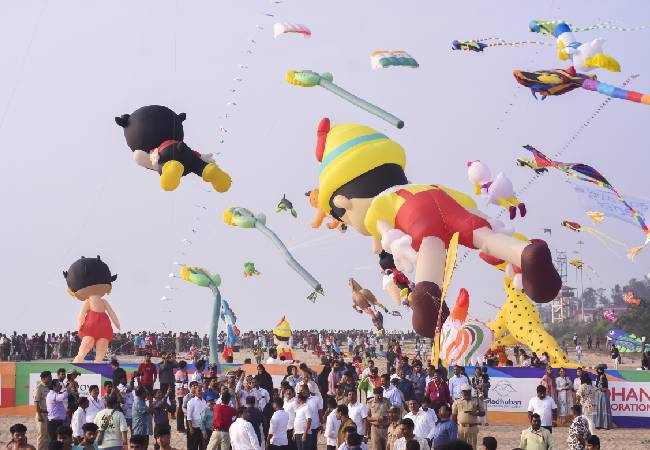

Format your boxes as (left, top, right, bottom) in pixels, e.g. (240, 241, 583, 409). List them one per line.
(7, 343, 616, 450)
(0, 330, 419, 362)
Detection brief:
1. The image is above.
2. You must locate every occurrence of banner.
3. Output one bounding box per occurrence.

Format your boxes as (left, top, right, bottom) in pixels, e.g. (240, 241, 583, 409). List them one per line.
(481, 366, 650, 428)
(570, 180, 650, 226)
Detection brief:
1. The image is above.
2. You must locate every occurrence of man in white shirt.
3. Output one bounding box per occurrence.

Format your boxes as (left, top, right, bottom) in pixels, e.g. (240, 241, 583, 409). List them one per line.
(527, 385, 558, 432)
(300, 386, 322, 450)
(236, 374, 255, 409)
(230, 409, 262, 450)
(448, 366, 469, 401)
(187, 385, 208, 450)
(250, 379, 271, 411)
(283, 386, 298, 442)
(382, 376, 403, 409)
(293, 393, 313, 450)
(392, 418, 430, 450)
(403, 400, 437, 441)
(86, 385, 104, 424)
(268, 398, 290, 449)
(70, 397, 88, 442)
(117, 379, 135, 429)
(346, 391, 368, 436)
(323, 398, 340, 450)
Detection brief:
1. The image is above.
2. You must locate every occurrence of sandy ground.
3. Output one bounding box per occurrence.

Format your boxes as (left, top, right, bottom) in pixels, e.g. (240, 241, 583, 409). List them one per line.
(1, 343, 646, 448)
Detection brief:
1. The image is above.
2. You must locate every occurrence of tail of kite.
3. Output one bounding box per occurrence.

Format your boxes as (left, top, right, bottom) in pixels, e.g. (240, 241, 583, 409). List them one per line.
(581, 78, 650, 105)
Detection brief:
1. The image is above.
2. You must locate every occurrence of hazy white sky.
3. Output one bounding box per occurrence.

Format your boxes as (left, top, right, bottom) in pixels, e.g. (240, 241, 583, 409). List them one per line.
(1, 0, 648, 334)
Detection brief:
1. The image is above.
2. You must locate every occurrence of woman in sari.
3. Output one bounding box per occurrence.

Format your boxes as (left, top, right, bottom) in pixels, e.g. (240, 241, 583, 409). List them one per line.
(594, 365, 613, 429)
(555, 367, 573, 426)
(576, 372, 596, 433)
(540, 366, 558, 403)
(567, 404, 591, 450)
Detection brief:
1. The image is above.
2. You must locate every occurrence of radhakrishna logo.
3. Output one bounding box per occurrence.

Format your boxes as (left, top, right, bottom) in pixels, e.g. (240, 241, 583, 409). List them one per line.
(491, 380, 517, 397)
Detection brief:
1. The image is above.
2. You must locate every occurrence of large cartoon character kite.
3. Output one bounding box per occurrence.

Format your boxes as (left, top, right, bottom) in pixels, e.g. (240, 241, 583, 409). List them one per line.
(64, 256, 120, 363)
(115, 105, 232, 192)
(310, 117, 561, 338)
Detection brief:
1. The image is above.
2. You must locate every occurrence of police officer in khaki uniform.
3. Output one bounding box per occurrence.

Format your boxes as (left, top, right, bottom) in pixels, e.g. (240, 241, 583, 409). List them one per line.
(33, 371, 52, 450)
(386, 407, 403, 450)
(367, 387, 391, 450)
(451, 383, 484, 450)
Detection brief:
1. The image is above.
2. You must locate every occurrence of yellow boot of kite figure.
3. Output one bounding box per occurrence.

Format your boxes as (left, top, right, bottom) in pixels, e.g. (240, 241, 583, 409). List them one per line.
(488, 277, 573, 367)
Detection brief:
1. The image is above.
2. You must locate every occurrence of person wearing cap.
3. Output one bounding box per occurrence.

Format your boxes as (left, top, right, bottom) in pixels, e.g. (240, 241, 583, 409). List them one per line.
(310, 118, 561, 341)
(367, 387, 391, 450)
(386, 407, 403, 450)
(201, 393, 216, 446)
(34, 370, 52, 450)
(451, 384, 484, 450)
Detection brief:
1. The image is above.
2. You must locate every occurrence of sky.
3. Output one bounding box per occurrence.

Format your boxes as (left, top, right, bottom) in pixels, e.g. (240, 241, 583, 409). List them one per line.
(1, 0, 649, 334)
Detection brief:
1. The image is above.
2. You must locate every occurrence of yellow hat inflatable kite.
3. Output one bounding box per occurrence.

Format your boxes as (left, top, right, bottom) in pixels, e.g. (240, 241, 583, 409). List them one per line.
(315, 118, 406, 214)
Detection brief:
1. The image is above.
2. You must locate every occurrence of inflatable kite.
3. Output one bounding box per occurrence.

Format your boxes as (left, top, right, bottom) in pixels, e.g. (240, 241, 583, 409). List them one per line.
(179, 266, 223, 365)
(309, 117, 561, 338)
(603, 308, 619, 323)
(569, 258, 583, 269)
(349, 278, 397, 334)
(224, 207, 324, 301)
(467, 160, 526, 220)
(379, 251, 414, 307)
(277, 195, 298, 218)
(544, 22, 620, 72)
(561, 220, 627, 252)
(529, 20, 645, 36)
(220, 299, 241, 359)
(513, 67, 650, 105)
(273, 316, 295, 360)
(115, 105, 232, 192)
(586, 211, 604, 224)
(452, 38, 550, 52)
(64, 256, 120, 363)
(305, 189, 346, 232)
(516, 157, 548, 174)
(286, 71, 404, 129)
(370, 51, 419, 70)
(273, 23, 311, 38)
(624, 291, 641, 306)
(243, 262, 261, 278)
(488, 278, 571, 366)
(526, 145, 650, 258)
(440, 288, 493, 366)
(607, 329, 645, 352)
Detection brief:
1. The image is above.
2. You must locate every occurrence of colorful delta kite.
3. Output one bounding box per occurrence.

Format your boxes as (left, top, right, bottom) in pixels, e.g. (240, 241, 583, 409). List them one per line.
(273, 23, 311, 38)
(467, 160, 526, 220)
(224, 207, 324, 301)
(286, 71, 405, 128)
(277, 195, 298, 218)
(179, 266, 223, 365)
(545, 21, 620, 72)
(516, 157, 548, 174)
(243, 262, 261, 278)
(451, 38, 551, 52)
(370, 51, 419, 70)
(624, 291, 641, 306)
(526, 145, 650, 258)
(560, 220, 627, 252)
(607, 328, 645, 352)
(440, 288, 493, 367)
(513, 67, 650, 105)
(603, 308, 619, 323)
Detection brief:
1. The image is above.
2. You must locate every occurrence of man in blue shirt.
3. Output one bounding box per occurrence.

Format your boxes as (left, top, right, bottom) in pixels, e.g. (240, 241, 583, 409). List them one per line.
(396, 368, 415, 403)
(432, 404, 457, 450)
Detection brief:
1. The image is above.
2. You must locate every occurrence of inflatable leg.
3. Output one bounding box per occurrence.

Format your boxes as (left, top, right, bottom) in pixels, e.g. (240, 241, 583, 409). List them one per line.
(73, 336, 96, 363)
(94, 338, 109, 363)
(202, 163, 232, 192)
(160, 160, 184, 191)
